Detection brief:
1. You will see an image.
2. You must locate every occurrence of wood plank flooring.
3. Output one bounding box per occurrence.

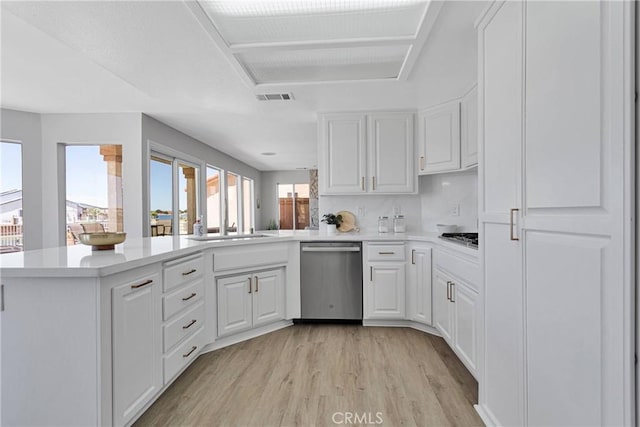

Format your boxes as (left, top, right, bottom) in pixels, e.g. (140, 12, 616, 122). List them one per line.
(135, 325, 483, 427)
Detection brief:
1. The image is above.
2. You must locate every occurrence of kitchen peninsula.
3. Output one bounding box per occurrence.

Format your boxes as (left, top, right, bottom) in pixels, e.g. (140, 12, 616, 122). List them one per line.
(0, 231, 478, 426)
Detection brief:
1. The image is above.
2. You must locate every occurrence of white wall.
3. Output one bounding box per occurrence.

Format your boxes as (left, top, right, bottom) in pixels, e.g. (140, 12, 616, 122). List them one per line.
(0, 109, 44, 250)
(40, 113, 143, 248)
(260, 170, 310, 229)
(141, 115, 261, 235)
(419, 168, 478, 232)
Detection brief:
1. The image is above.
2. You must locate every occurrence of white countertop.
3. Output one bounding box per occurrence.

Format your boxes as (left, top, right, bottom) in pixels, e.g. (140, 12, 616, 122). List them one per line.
(0, 231, 478, 278)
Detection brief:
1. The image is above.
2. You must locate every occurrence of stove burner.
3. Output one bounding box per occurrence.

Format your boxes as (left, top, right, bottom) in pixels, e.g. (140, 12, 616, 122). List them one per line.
(439, 232, 479, 248)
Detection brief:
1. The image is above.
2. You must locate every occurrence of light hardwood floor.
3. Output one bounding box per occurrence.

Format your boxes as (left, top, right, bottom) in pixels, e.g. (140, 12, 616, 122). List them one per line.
(135, 325, 483, 426)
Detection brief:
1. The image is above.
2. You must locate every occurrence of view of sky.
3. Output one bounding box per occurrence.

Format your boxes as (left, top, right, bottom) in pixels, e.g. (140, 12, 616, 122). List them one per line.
(66, 145, 110, 207)
(1, 141, 22, 193)
(150, 159, 172, 211)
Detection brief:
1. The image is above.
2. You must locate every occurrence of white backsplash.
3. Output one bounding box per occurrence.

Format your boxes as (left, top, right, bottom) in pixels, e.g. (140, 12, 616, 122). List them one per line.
(420, 168, 478, 232)
(319, 195, 422, 234)
(318, 169, 478, 233)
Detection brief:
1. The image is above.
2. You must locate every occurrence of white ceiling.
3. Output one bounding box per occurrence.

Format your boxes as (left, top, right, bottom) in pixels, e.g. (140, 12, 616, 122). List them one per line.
(0, 0, 487, 171)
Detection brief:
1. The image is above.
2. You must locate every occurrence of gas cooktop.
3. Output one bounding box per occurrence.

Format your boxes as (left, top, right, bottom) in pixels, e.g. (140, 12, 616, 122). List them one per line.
(439, 232, 479, 249)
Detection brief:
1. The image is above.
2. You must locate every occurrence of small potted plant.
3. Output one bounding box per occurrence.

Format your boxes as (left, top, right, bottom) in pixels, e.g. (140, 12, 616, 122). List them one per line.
(322, 213, 343, 234)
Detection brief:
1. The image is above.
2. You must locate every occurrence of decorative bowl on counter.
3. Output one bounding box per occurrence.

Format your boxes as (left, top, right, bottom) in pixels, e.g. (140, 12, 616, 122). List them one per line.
(78, 232, 127, 251)
(436, 224, 457, 234)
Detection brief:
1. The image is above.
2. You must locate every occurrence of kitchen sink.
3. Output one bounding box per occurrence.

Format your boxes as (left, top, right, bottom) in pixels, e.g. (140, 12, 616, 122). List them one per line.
(186, 234, 268, 242)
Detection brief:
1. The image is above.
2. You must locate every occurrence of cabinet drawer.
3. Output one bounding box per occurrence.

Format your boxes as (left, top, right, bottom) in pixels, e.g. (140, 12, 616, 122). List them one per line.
(367, 243, 406, 261)
(163, 253, 204, 292)
(163, 326, 203, 384)
(163, 278, 204, 320)
(163, 301, 204, 352)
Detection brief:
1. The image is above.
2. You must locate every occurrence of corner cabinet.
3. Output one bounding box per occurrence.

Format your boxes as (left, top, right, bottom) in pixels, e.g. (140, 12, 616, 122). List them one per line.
(318, 112, 415, 195)
(407, 244, 432, 325)
(417, 85, 478, 175)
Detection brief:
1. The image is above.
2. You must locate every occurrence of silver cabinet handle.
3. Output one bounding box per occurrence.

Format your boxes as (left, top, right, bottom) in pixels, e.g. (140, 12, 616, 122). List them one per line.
(370, 266, 373, 282)
(411, 249, 415, 264)
(419, 156, 425, 170)
(248, 277, 252, 294)
(450, 282, 455, 302)
(378, 251, 395, 255)
(183, 346, 197, 358)
(446, 281, 451, 301)
(254, 276, 259, 293)
(182, 319, 197, 329)
(372, 176, 376, 190)
(361, 176, 365, 191)
(510, 208, 520, 241)
(182, 268, 197, 276)
(131, 279, 153, 289)
(182, 293, 196, 301)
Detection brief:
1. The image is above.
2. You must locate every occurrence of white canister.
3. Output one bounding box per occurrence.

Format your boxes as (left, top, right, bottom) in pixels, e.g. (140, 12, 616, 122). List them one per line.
(377, 216, 389, 233)
(393, 215, 406, 233)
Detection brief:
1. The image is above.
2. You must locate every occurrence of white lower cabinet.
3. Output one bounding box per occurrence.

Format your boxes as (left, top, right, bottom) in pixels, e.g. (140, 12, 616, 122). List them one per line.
(111, 269, 163, 427)
(217, 268, 285, 337)
(364, 242, 406, 320)
(408, 244, 432, 325)
(433, 266, 478, 376)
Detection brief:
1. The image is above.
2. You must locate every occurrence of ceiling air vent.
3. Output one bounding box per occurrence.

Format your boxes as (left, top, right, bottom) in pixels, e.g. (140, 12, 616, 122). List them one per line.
(255, 93, 294, 101)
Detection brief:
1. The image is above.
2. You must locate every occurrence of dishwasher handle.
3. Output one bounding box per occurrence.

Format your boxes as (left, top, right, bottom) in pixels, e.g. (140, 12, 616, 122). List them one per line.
(301, 246, 361, 253)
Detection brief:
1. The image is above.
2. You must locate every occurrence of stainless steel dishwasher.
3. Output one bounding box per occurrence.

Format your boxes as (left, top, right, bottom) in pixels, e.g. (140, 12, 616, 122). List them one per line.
(299, 241, 363, 321)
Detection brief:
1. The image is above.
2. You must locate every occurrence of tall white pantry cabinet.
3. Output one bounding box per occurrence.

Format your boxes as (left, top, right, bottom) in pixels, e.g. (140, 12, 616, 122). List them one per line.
(476, 1, 635, 426)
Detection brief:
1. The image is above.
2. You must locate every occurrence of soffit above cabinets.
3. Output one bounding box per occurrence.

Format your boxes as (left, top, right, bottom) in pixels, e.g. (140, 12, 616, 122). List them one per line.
(186, 0, 443, 88)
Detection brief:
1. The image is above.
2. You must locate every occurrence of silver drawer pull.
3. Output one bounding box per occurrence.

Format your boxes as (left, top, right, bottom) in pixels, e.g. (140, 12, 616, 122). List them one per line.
(182, 319, 197, 329)
(182, 269, 197, 276)
(182, 293, 197, 301)
(182, 346, 197, 358)
(131, 279, 153, 289)
(378, 251, 395, 255)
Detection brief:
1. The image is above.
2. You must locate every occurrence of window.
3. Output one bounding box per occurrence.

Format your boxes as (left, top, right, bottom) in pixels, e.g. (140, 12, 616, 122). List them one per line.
(242, 177, 254, 233)
(226, 172, 239, 233)
(278, 183, 309, 230)
(65, 145, 123, 245)
(206, 166, 222, 235)
(149, 151, 200, 236)
(0, 141, 23, 252)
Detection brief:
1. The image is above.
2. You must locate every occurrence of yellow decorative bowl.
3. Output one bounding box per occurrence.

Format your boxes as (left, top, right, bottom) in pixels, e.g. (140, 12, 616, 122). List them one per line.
(78, 232, 126, 251)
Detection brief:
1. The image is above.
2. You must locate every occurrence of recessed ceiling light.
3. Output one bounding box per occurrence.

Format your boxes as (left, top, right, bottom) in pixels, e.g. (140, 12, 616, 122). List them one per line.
(261, 152, 277, 156)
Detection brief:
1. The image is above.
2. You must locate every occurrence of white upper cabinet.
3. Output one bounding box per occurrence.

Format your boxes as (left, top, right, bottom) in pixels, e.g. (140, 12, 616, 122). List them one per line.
(367, 112, 414, 193)
(318, 113, 367, 194)
(319, 112, 415, 195)
(417, 101, 460, 174)
(460, 85, 478, 168)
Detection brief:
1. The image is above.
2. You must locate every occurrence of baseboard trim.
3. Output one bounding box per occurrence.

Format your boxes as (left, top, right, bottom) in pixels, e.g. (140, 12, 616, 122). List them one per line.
(474, 404, 498, 427)
(362, 319, 441, 336)
(202, 320, 294, 353)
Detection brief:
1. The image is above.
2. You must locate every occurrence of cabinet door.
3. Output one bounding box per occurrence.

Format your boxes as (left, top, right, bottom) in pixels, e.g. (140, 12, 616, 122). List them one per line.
(460, 85, 478, 168)
(365, 263, 405, 319)
(252, 269, 285, 328)
(217, 274, 253, 337)
(417, 102, 460, 174)
(409, 245, 432, 325)
(451, 280, 477, 375)
(367, 112, 414, 193)
(112, 272, 162, 427)
(319, 113, 367, 194)
(432, 269, 453, 344)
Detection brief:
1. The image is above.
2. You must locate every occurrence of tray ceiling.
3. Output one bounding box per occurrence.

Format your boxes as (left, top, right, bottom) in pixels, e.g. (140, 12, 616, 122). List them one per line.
(188, 0, 441, 87)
